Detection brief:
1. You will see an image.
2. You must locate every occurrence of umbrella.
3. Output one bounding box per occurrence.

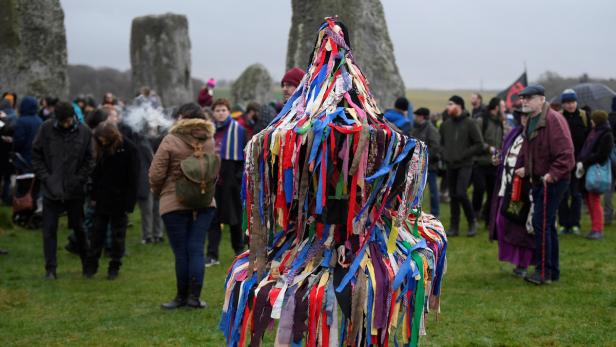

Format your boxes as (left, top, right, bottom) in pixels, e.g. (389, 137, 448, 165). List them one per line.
(551, 83, 616, 112)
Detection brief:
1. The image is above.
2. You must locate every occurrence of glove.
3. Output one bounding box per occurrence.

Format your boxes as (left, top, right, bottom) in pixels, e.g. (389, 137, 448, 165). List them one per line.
(575, 162, 585, 179)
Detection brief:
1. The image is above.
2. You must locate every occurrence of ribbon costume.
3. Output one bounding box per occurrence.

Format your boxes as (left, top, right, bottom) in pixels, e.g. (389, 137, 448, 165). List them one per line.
(220, 18, 447, 347)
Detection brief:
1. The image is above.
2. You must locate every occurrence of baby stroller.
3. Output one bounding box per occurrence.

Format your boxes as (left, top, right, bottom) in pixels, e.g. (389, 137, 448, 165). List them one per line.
(11, 153, 41, 229)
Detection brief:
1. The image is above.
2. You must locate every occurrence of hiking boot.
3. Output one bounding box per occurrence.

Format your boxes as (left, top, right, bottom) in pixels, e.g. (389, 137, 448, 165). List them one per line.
(154, 236, 165, 244)
(107, 269, 119, 280)
(161, 282, 188, 310)
(204, 256, 219, 267)
(585, 231, 604, 240)
(45, 271, 57, 280)
(524, 271, 551, 285)
(512, 267, 527, 278)
(558, 226, 572, 235)
(467, 221, 478, 237)
(186, 279, 207, 309)
(141, 238, 154, 245)
(446, 227, 459, 237)
(571, 226, 581, 235)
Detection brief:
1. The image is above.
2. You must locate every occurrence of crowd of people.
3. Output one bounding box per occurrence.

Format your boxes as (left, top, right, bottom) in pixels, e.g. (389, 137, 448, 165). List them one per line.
(385, 86, 616, 285)
(0, 67, 306, 307)
(1, 71, 615, 301)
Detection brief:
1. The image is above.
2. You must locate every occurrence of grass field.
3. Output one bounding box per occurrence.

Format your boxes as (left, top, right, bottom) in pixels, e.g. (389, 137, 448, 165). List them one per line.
(1, 190, 615, 346)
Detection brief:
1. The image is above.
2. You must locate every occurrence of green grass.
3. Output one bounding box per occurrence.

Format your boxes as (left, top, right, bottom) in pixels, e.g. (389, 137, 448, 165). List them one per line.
(1, 193, 614, 346)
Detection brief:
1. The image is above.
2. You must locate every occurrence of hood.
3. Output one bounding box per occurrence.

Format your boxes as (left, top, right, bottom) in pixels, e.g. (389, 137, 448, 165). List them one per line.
(452, 110, 470, 121)
(19, 96, 39, 116)
(170, 118, 215, 141)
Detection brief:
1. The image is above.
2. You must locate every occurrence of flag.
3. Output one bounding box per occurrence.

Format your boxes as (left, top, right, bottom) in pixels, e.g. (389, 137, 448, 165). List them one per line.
(497, 72, 527, 110)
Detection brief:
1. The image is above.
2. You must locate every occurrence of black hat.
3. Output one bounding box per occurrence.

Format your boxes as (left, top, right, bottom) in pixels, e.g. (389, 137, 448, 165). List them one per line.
(448, 95, 465, 110)
(413, 107, 430, 117)
(394, 97, 409, 111)
(518, 84, 545, 97)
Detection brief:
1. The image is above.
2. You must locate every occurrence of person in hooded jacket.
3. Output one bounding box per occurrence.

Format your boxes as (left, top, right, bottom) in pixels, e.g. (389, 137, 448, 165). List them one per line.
(13, 96, 43, 172)
(439, 95, 484, 237)
(32, 101, 94, 280)
(85, 122, 138, 279)
(149, 102, 217, 309)
(576, 110, 614, 240)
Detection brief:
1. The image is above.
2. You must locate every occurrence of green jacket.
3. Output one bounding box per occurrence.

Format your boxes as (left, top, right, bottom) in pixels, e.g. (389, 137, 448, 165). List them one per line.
(439, 111, 484, 169)
(474, 113, 504, 166)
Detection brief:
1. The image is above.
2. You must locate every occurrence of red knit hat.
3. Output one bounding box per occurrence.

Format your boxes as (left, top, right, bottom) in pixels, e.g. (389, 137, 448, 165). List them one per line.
(281, 67, 305, 87)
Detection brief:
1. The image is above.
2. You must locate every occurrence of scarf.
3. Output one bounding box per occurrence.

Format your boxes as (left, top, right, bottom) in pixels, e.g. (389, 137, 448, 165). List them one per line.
(216, 117, 246, 161)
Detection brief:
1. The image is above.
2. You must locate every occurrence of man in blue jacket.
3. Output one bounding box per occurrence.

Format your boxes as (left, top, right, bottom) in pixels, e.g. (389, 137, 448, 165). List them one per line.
(384, 97, 413, 134)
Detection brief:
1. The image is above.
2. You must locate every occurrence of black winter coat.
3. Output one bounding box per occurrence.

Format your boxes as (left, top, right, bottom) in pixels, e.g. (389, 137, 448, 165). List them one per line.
(118, 123, 155, 200)
(580, 129, 614, 169)
(91, 138, 139, 214)
(562, 109, 590, 159)
(32, 120, 94, 201)
(439, 111, 484, 169)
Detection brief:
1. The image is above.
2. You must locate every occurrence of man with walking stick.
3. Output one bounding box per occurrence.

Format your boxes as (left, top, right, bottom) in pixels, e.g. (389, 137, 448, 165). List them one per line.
(514, 85, 575, 285)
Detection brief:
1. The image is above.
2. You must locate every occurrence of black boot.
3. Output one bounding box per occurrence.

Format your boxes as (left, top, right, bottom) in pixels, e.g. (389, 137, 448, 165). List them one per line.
(161, 282, 188, 310)
(446, 226, 459, 237)
(467, 220, 478, 237)
(186, 278, 207, 309)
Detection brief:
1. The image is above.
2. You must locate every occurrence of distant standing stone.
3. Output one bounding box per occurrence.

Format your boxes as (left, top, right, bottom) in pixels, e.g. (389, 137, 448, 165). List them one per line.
(286, 0, 406, 109)
(0, 0, 69, 99)
(130, 13, 192, 107)
(231, 64, 273, 110)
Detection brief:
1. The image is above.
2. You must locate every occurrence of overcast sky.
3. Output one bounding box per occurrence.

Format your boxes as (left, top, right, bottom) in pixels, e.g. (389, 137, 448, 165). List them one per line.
(62, 0, 615, 90)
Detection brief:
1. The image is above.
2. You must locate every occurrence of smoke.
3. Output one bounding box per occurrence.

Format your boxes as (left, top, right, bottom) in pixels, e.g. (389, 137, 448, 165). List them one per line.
(122, 103, 174, 134)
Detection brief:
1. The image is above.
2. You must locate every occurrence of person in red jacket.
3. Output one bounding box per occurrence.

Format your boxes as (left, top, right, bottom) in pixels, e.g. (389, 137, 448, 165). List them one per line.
(514, 84, 575, 285)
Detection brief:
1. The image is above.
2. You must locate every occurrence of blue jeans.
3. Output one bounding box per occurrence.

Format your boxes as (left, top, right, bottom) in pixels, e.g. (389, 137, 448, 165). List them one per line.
(427, 170, 440, 217)
(531, 179, 569, 281)
(162, 208, 215, 288)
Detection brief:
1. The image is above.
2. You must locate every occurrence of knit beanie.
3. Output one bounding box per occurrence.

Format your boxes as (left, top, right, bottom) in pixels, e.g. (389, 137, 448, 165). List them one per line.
(394, 97, 409, 111)
(281, 67, 306, 88)
(449, 95, 465, 110)
(560, 89, 577, 103)
(591, 110, 608, 125)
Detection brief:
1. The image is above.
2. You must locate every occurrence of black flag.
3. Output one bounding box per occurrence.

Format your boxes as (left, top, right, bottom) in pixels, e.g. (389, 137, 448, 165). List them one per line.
(497, 72, 528, 110)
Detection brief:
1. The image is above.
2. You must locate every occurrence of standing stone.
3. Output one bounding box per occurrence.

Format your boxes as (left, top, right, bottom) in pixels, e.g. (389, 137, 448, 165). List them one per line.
(286, 0, 405, 109)
(0, 0, 69, 99)
(130, 13, 192, 107)
(231, 64, 273, 109)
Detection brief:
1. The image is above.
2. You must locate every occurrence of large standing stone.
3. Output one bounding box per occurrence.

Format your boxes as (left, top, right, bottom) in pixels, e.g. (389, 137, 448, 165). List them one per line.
(286, 0, 405, 109)
(231, 64, 273, 109)
(130, 13, 192, 107)
(0, 0, 69, 99)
